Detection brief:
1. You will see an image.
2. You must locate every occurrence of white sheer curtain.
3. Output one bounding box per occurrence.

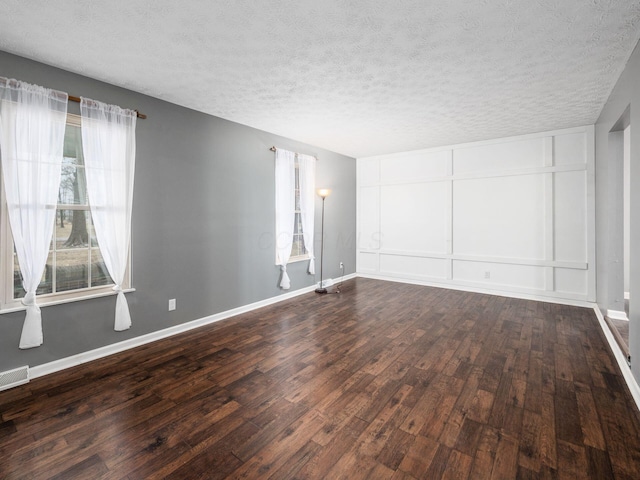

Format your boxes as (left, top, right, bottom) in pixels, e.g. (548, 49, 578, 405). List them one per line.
(80, 98, 136, 331)
(0, 77, 68, 349)
(298, 153, 316, 275)
(274, 148, 295, 289)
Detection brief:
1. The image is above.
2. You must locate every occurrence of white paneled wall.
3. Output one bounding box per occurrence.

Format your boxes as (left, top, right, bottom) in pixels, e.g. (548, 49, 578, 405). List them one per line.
(357, 126, 595, 302)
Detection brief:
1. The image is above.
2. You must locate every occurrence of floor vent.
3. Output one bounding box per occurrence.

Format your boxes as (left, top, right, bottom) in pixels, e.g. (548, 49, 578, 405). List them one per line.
(0, 366, 30, 392)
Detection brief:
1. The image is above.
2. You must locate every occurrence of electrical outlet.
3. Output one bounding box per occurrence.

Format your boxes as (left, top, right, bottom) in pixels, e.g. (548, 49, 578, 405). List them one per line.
(484, 271, 490, 279)
(168, 298, 176, 311)
(339, 262, 344, 269)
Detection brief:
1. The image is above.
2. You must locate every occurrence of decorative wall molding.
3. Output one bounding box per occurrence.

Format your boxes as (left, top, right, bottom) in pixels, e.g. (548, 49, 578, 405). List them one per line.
(358, 272, 594, 305)
(357, 126, 596, 302)
(358, 250, 587, 270)
(358, 163, 588, 187)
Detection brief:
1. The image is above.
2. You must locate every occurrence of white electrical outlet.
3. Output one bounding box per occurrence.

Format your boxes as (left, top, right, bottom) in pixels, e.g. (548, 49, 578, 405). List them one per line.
(484, 271, 490, 279)
(339, 262, 344, 269)
(168, 298, 176, 311)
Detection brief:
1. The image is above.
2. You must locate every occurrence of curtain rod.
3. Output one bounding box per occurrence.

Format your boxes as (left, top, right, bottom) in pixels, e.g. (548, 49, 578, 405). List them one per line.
(269, 146, 318, 159)
(69, 95, 147, 119)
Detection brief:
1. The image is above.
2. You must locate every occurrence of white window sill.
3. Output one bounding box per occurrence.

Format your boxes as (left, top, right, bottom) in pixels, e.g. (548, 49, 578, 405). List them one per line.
(275, 254, 311, 266)
(289, 255, 311, 264)
(0, 287, 136, 314)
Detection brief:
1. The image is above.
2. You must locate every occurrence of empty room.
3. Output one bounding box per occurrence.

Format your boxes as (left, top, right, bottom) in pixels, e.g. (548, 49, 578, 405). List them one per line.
(1, 1, 640, 479)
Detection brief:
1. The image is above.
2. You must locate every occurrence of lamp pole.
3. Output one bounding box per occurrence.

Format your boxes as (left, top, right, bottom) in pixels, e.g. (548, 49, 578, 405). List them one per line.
(315, 189, 331, 294)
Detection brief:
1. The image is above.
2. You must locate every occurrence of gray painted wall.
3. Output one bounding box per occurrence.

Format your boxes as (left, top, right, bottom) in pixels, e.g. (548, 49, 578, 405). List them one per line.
(0, 51, 356, 372)
(596, 40, 640, 382)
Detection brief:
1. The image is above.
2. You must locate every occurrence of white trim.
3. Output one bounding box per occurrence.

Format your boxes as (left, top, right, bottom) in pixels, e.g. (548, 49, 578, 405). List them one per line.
(318, 277, 345, 288)
(30, 274, 356, 380)
(353, 275, 638, 413)
(357, 163, 587, 188)
(359, 126, 592, 162)
(357, 273, 594, 308)
(544, 171, 555, 291)
(359, 269, 590, 302)
(585, 125, 597, 303)
(593, 307, 640, 412)
(606, 309, 629, 321)
(446, 175, 453, 280)
(359, 249, 587, 270)
(0, 288, 136, 315)
(280, 253, 311, 265)
(356, 125, 596, 304)
(20, 272, 640, 418)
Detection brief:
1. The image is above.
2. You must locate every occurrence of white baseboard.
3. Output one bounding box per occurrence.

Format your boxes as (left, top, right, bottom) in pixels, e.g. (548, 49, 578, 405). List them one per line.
(319, 273, 356, 289)
(357, 273, 594, 309)
(607, 309, 629, 321)
(30, 274, 354, 380)
(593, 307, 640, 412)
(27, 270, 639, 418)
(358, 274, 640, 411)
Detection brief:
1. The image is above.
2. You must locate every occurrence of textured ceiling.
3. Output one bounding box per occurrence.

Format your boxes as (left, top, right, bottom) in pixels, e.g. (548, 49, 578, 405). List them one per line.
(1, 1, 640, 158)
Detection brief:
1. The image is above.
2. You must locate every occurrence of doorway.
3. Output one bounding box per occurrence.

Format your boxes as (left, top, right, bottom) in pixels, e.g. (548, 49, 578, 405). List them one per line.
(605, 108, 631, 361)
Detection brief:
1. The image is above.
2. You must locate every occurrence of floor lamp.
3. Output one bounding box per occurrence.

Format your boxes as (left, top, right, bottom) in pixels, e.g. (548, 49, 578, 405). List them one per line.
(315, 188, 331, 294)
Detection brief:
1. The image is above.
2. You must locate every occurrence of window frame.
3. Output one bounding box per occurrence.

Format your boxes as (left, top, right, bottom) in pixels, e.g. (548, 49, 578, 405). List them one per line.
(0, 113, 132, 313)
(289, 158, 310, 263)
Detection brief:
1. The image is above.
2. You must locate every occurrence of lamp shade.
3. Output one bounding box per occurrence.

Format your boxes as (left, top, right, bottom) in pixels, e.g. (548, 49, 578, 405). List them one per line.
(317, 188, 331, 198)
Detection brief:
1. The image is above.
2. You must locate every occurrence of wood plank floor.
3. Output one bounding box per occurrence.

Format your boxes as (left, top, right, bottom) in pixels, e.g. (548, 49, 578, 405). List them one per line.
(1, 278, 640, 479)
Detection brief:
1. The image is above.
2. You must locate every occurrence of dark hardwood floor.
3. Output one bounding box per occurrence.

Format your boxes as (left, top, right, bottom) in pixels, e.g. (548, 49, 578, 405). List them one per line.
(1, 278, 640, 479)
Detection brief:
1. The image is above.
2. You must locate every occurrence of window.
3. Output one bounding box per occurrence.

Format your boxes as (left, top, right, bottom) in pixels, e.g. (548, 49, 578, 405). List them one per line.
(291, 159, 309, 262)
(0, 114, 130, 311)
(274, 147, 315, 290)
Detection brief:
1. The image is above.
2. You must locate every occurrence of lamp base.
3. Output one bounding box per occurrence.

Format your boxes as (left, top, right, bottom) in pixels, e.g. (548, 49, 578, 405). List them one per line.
(315, 287, 328, 294)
